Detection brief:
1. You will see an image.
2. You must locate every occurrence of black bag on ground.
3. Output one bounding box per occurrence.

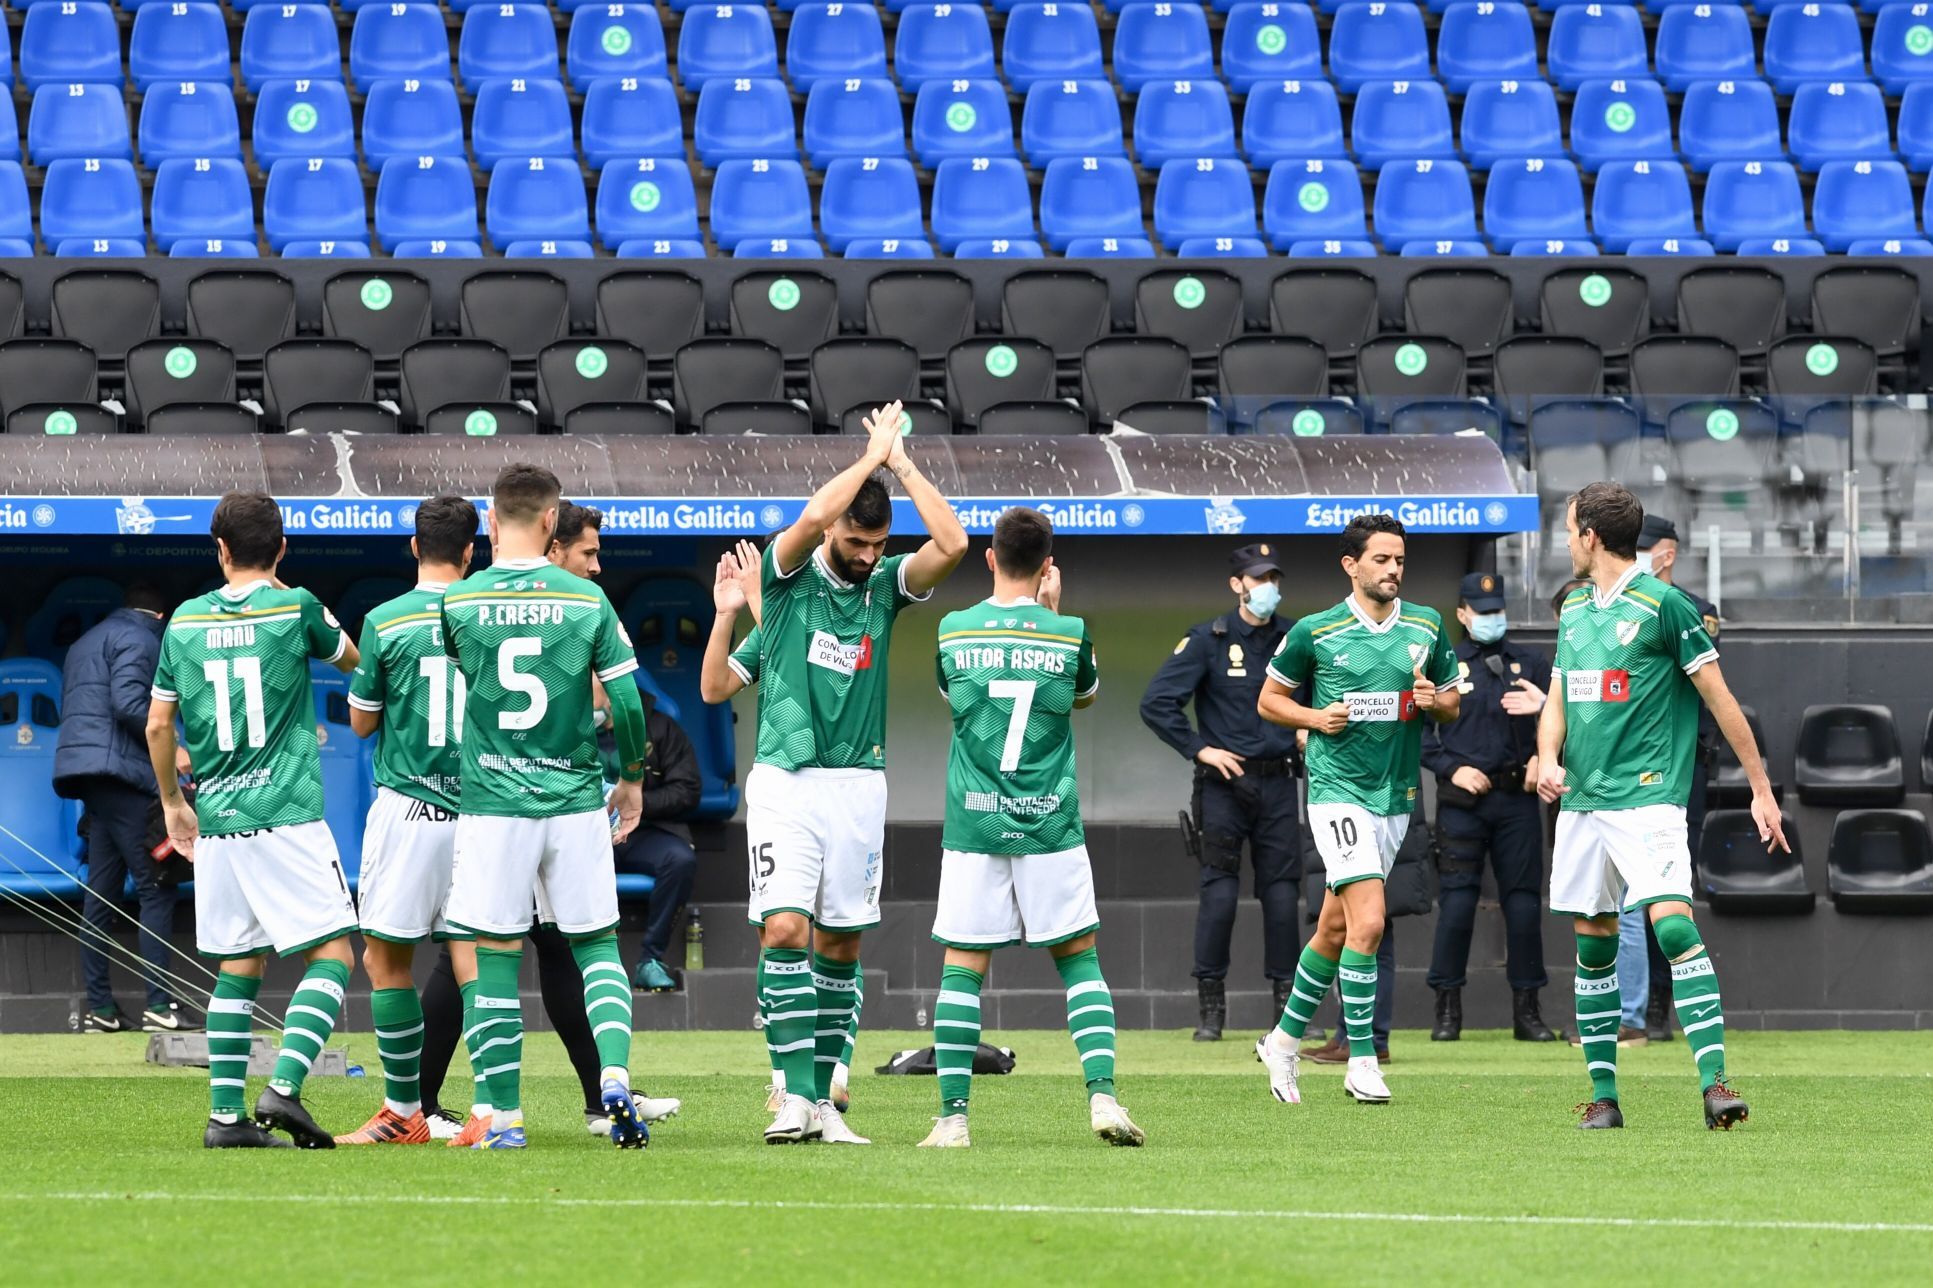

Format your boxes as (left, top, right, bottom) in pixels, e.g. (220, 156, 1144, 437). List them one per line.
(876, 1043, 1017, 1076)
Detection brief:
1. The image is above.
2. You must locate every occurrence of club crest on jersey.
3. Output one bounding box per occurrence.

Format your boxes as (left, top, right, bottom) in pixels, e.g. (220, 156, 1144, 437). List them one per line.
(1616, 620, 1641, 646)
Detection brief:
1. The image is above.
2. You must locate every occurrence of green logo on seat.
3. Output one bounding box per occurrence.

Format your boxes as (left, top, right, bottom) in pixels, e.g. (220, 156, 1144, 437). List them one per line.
(44, 410, 77, 436)
(1578, 273, 1612, 308)
(602, 25, 633, 55)
(1256, 24, 1287, 55)
(465, 409, 498, 437)
(985, 344, 1018, 377)
(1705, 408, 1739, 441)
(1805, 343, 1839, 376)
(1394, 343, 1428, 377)
(1603, 101, 1636, 134)
(898, 409, 913, 435)
(768, 278, 801, 311)
(164, 346, 197, 378)
(1909, 24, 1933, 56)
(1298, 182, 1328, 213)
(1291, 408, 1325, 436)
(945, 102, 977, 133)
(630, 182, 661, 212)
(360, 278, 393, 311)
(1173, 276, 1206, 309)
(287, 102, 318, 134)
(576, 346, 608, 378)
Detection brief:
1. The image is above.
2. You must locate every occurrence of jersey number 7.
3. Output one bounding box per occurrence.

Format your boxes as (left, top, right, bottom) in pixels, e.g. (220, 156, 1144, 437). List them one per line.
(988, 679, 1036, 773)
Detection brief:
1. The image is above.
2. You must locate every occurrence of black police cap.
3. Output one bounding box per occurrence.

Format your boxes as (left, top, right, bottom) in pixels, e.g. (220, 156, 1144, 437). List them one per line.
(1637, 514, 1679, 550)
(1230, 543, 1281, 577)
(1459, 572, 1506, 612)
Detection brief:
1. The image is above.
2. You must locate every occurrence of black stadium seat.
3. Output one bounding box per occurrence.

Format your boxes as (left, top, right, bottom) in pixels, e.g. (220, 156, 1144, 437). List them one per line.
(598, 272, 706, 365)
(0, 339, 99, 425)
(1356, 335, 1467, 399)
(978, 401, 1090, 436)
(809, 338, 920, 430)
(1540, 267, 1648, 359)
(702, 402, 813, 436)
(946, 337, 1056, 429)
(537, 339, 647, 430)
(1253, 398, 1364, 437)
(124, 339, 237, 427)
(186, 271, 297, 366)
(1765, 336, 1879, 401)
(288, 404, 399, 435)
(1004, 270, 1110, 360)
(1269, 268, 1376, 361)
(674, 339, 784, 430)
(730, 272, 838, 361)
(323, 271, 433, 364)
(1711, 705, 1779, 807)
(1827, 809, 1933, 913)
(400, 340, 513, 429)
(1492, 336, 1606, 404)
(1402, 268, 1513, 360)
(7, 403, 116, 435)
(1698, 810, 1813, 914)
(1135, 270, 1243, 359)
(1676, 267, 1788, 359)
(866, 271, 975, 362)
(563, 404, 676, 437)
(461, 272, 570, 363)
(423, 403, 539, 436)
(0, 272, 24, 341)
(1809, 267, 1920, 364)
(1081, 336, 1191, 424)
(1795, 704, 1905, 806)
(1114, 400, 1226, 435)
(1388, 400, 1504, 439)
(147, 404, 260, 435)
(264, 339, 378, 430)
(1923, 709, 1933, 792)
(1219, 336, 1328, 402)
(51, 271, 160, 366)
(839, 403, 952, 436)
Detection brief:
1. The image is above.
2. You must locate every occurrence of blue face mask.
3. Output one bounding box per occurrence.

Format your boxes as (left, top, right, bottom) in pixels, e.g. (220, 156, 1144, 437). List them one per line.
(1245, 582, 1282, 619)
(1468, 611, 1507, 645)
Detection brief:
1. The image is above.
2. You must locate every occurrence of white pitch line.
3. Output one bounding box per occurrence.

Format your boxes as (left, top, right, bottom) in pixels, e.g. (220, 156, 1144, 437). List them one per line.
(8, 1192, 1933, 1237)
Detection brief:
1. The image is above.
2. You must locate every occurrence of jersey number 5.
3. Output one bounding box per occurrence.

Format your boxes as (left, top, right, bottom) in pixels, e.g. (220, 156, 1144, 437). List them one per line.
(497, 637, 547, 730)
(202, 656, 266, 751)
(987, 679, 1036, 773)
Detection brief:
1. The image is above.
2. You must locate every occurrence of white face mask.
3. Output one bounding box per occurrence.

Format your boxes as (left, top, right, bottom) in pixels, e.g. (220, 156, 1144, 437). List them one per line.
(1635, 552, 1654, 575)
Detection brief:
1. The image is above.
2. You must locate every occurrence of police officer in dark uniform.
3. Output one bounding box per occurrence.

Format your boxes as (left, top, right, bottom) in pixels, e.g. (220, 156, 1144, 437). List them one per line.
(1140, 543, 1301, 1041)
(1421, 572, 1561, 1043)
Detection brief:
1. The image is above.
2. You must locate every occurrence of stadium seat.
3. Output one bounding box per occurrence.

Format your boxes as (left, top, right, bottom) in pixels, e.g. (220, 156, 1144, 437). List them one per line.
(0, 660, 81, 895)
(399, 338, 512, 427)
(1900, 83, 1933, 171)
(1136, 268, 1243, 357)
(1080, 336, 1190, 425)
(1221, 3, 1322, 94)
(1796, 705, 1906, 805)
(1267, 267, 1377, 359)
(843, 237, 937, 259)
(1763, 4, 1867, 94)
(247, 80, 351, 168)
(580, 77, 685, 169)
(1243, 80, 1346, 170)
(865, 269, 974, 359)
(894, 3, 997, 91)
(1827, 809, 1933, 913)
(673, 337, 784, 428)
(1787, 81, 1894, 172)
(1436, 2, 1540, 95)
(1351, 79, 1455, 172)
(614, 238, 708, 258)
(1654, 4, 1756, 92)
(0, 161, 33, 254)
(349, 4, 452, 90)
(240, 4, 339, 93)
(1482, 157, 1589, 250)
(1039, 156, 1143, 251)
(1002, 2, 1104, 92)
(1218, 335, 1329, 425)
(262, 338, 377, 428)
(1678, 80, 1781, 173)
(1135, 81, 1238, 169)
(0, 338, 99, 426)
(566, 5, 668, 91)
(39, 158, 144, 249)
(123, 336, 236, 425)
(1250, 399, 1363, 437)
(264, 157, 368, 252)
(1570, 79, 1671, 173)
(819, 156, 925, 253)
(806, 79, 907, 168)
(28, 84, 132, 167)
(1002, 269, 1107, 356)
(931, 156, 1036, 252)
(1813, 160, 1920, 251)
(1698, 811, 1813, 913)
(1702, 161, 1808, 252)
(1022, 80, 1124, 166)
(1404, 268, 1512, 360)
(1262, 160, 1368, 249)
(1112, 4, 1215, 93)
(730, 269, 837, 358)
(786, 2, 887, 92)
(360, 79, 466, 172)
(595, 158, 701, 249)
(128, 4, 229, 92)
(21, 3, 124, 91)
(677, 4, 779, 91)
(945, 338, 1056, 428)
(459, 4, 560, 89)
(1874, 4, 1933, 96)
(176, 271, 292, 367)
(1458, 79, 1562, 170)
(1153, 158, 1258, 250)
(1357, 335, 1467, 401)
(1766, 334, 1879, 400)
(374, 156, 481, 254)
(535, 337, 648, 428)
(709, 159, 815, 252)
(472, 78, 576, 170)
(913, 80, 1015, 167)
(1812, 265, 1923, 361)
(1591, 160, 1696, 253)
(807, 337, 920, 427)
(0, 98, 17, 168)
(1372, 159, 1478, 251)
(170, 240, 258, 259)
(1327, 3, 1430, 94)
(694, 78, 797, 168)
(486, 157, 591, 252)
(1707, 705, 1775, 807)
(617, 577, 741, 816)
(1629, 334, 1739, 416)
(1546, 4, 1650, 92)
(151, 157, 254, 253)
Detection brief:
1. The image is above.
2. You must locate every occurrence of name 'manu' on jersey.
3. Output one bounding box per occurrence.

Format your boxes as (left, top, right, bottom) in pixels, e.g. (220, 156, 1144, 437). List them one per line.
(441, 557, 639, 818)
(151, 581, 349, 836)
(937, 600, 1099, 855)
(1266, 597, 1458, 816)
(1554, 567, 1716, 812)
(348, 583, 463, 812)
(756, 544, 927, 771)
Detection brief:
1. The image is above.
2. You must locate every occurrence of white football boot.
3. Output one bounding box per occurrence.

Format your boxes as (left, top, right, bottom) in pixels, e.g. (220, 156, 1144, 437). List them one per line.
(764, 1093, 816, 1144)
(1343, 1055, 1391, 1104)
(917, 1114, 971, 1148)
(815, 1100, 871, 1145)
(1256, 1031, 1302, 1104)
(1089, 1094, 1146, 1146)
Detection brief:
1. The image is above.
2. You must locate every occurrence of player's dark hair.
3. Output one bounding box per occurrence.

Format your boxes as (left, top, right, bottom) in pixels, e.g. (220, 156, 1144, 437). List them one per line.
(552, 500, 604, 551)
(992, 506, 1054, 577)
(415, 494, 477, 567)
(1551, 577, 1587, 621)
(209, 490, 283, 570)
(1340, 512, 1405, 561)
(493, 462, 562, 525)
(1570, 482, 1643, 559)
(844, 470, 892, 533)
(124, 582, 167, 614)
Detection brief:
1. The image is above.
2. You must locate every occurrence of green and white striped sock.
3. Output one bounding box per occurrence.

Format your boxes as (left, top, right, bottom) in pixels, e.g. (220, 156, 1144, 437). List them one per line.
(934, 964, 983, 1116)
(1055, 947, 1116, 1099)
(1276, 944, 1339, 1041)
(571, 933, 633, 1080)
(269, 957, 349, 1097)
(370, 986, 424, 1117)
(472, 945, 524, 1129)
(812, 954, 860, 1103)
(207, 971, 259, 1121)
(1574, 931, 1621, 1103)
(761, 948, 817, 1100)
(840, 959, 864, 1071)
(457, 978, 491, 1117)
(1338, 947, 1378, 1058)
(1655, 914, 1728, 1090)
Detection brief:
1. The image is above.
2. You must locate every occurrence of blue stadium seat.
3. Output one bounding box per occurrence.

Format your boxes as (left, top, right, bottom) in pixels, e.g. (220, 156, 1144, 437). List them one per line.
(1112, 3, 1215, 93)
(1591, 159, 1696, 252)
(930, 155, 1035, 252)
(819, 155, 924, 252)
(501, 239, 594, 257)
(1063, 236, 1155, 257)
(264, 156, 368, 251)
(1459, 79, 1562, 169)
(151, 156, 254, 252)
(1003, 2, 1103, 92)
(1373, 159, 1479, 250)
(49, 239, 146, 257)
(240, 4, 340, 93)
(1262, 158, 1369, 249)
(309, 663, 365, 874)
(616, 238, 707, 258)
(619, 578, 742, 818)
(678, 4, 779, 91)
(1022, 79, 1124, 165)
(1731, 237, 1825, 256)
(580, 77, 685, 168)
(1788, 81, 1894, 172)
(1621, 237, 1712, 256)
(1176, 236, 1268, 257)
(1243, 79, 1345, 170)
(459, 4, 560, 89)
(282, 240, 375, 258)
(709, 158, 815, 251)
(40, 157, 144, 247)
(1510, 239, 1598, 256)
(1351, 79, 1455, 171)
(1874, 5, 1933, 95)
(0, 99, 19, 166)
(1678, 79, 1781, 172)
(28, 84, 132, 166)
(487, 156, 592, 250)
(350, 5, 453, 90)
(1436, 2, 1540, 94)
(1842, 237, 1933, 254)
(694, 77, 797, 167)
(1654, 4, 1756, 91)
(806, 79, 907, 168)
(1764, 5, 1867, 94)
(843, 237, 936, 259)
(0, 660, 83, 897)
(171, 238, 258, 258)
(361, 79, 467, 172)
(952, 239, 1045, 259)
(1900, 82, 1933, 170)
(732, 238, 825, 258)
(1327, 2, 1431, 94)
(232, 0, 332, 10)
(912, 80, 1015, 166)
(1570, 79, 1672, 173)
(595, 157, 702, 248)
(1546, 4, 1650, 92)
(472, 78, 576, 170)
(1152, 157, 1258, 250)
(1039, 155, 1143, 250)
(1221, 3, 1322, 94)
(1702, 160, 1808, 251)
(0, 163, 30, 254)
(386, 240, 484, 258)
(1401, 240, 1489, 257)
(1135, 81, 1238, 169)
(1290, 238, 1378, 257)
(249, 80, 352, 168)
(786, 3, 888, 92)
(1812, 158, 1919, 250)
(21, 2, 124, 90)
(894, 3, 997, 91)
(374, 155, 481, 254)
(1483, 156, 1590, 249)
(566, 5, 668, 91)
(128, 3, 230, 91)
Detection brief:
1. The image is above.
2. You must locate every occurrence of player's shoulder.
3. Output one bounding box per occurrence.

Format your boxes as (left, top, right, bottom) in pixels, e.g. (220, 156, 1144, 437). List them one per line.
(1557, 586, 1592, 620)
(1298, 600, 1355, 633)
(365, 587, 434, 629)
(1397, 600, 1445, 630)
(1626, 572, 1692, 617)
(165, 588, 219, 623)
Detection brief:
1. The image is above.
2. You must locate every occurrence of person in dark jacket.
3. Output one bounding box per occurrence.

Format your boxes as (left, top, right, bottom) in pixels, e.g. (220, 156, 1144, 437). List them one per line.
(612, 697, 702, 992)
(53, 583, 188, 1032)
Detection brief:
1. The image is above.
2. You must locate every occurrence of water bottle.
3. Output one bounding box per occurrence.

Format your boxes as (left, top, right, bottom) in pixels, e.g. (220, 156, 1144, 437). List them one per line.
(684, 908, 704, 972)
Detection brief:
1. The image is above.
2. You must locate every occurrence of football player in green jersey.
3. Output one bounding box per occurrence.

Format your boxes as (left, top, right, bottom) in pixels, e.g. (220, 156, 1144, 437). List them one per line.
(751, 404, 968, 1145)
(144, 491, 363, 1149)
(1537, 483, 1786, 1132)
(441, 464, 654, 1150)
(920, 507, 1144, 1149)
(1255, 514, 1459, 1106)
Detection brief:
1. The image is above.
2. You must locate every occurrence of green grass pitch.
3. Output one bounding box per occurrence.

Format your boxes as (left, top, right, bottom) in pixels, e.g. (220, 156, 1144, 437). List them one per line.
(4, 1028, 1930, 1285)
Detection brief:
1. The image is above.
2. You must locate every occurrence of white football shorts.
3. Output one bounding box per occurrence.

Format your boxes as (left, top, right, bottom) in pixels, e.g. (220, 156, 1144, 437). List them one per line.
(357, 786, 459, 943)
(1309, 802, 1411, 891)
(744, 763, 886, 931)
(931, 845, 1101, 949)
(194, 819, 358, 958)
(1550, 803, 1695, 918)
(446, 807, 618, 938)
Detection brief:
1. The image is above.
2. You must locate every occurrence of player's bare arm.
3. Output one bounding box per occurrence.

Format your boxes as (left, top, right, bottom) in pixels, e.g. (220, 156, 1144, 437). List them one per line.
(702, 549, 750, 703)
(1258, 675, 1348, 735)
(1690, 662, 1789, 853)
(1039, 566, 1097, 710)
(887, 433, 969, 596)
(772, 401, 905, 574)
(145, 696, 196, 859)
(1535, 683, 1569, 803)
(331, 631, 360, 674)
(349, 704, 381, 737)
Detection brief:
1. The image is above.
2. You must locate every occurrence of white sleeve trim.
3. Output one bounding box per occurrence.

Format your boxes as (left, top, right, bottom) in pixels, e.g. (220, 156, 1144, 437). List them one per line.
(324, 631, 349, 665)
(1265, 666, 1300, 691)
(897, 557, 935, 604)
(1681, 649, 1719, 676)
(149, 686, 177, 702)
(1076, 679, 1101, 700)
(727, 657, 753, 685)
(346, 694, 384, 713)
(771, 545, 807, 582)
(596, 657, 641, 683)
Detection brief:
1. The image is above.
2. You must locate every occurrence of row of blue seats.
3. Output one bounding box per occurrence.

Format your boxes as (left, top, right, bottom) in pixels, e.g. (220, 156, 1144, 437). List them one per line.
(0, 0, 1925, 15)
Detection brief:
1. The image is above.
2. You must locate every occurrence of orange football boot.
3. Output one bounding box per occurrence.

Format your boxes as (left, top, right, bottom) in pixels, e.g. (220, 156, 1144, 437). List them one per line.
(334, 1106, 433, 1145)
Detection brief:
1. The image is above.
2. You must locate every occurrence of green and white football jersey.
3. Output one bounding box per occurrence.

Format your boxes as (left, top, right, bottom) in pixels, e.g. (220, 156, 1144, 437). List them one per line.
(1554, 567, 1717, 812)
(755, 544, 927, 771)
(441, 557, 639, 819)
(936, 599, 1099, 856)
(348, 582, 463, 811)
(725, 624, 763, 687)
(1266, 596, 1458, 816)
(151, 581, 349, 836)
